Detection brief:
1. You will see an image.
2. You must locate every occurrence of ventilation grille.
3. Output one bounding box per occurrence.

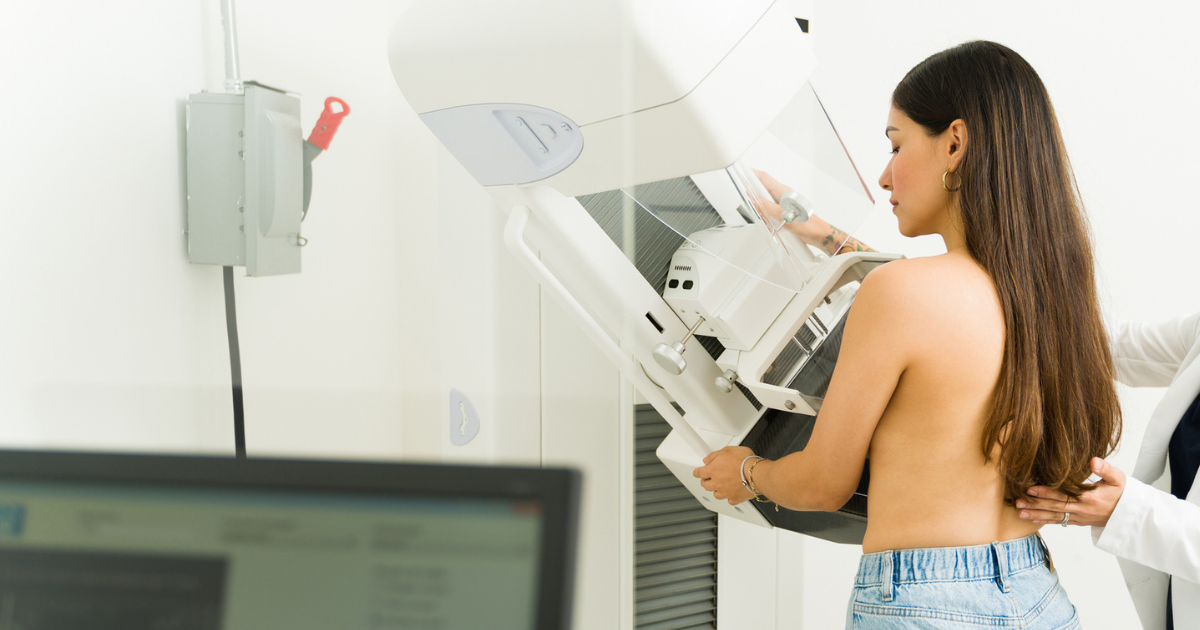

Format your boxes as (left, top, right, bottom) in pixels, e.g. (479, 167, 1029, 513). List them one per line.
(786, 316, 846, 408)
(635, 405, 717, 630)
(577, 177, 723, 295)
(761, 313, 846, 406)
(762, 335, 808, 388)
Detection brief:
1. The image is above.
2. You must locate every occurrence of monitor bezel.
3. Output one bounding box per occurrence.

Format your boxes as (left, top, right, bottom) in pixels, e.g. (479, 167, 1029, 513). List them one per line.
(0, 450, 580, 630)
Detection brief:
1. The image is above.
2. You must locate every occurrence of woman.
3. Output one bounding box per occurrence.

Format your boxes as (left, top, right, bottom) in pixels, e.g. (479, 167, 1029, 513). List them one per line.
(1015, 313, 1200, 630)
(693, 41, 1121, 628)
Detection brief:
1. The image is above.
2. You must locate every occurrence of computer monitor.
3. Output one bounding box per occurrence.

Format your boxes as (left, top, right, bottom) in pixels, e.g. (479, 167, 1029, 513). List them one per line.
(0, 450, 580, 630)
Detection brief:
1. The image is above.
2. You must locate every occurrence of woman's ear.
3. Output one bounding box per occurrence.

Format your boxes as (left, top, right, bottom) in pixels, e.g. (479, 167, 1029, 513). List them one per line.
(946, 119, 968, 171)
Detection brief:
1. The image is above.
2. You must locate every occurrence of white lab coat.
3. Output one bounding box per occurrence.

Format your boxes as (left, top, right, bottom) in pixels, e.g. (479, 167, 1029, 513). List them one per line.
(1091, 313, 1200, 630)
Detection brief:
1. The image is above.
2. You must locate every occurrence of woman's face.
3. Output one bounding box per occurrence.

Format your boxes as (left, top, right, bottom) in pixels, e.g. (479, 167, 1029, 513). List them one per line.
(878, 107, 956, 239)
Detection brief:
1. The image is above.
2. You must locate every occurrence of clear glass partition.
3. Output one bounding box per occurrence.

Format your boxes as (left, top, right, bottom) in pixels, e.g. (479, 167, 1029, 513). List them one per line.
(605, 84, 876, 298)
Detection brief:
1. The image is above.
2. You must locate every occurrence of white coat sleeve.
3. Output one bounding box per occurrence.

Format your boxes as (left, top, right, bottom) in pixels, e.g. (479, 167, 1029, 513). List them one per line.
(1109, 313, 1200, 387)
(1093, 477, 1200, 585)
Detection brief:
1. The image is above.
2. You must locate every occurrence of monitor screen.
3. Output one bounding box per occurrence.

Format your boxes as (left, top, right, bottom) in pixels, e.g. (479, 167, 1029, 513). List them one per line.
(0, 452, 578, 630)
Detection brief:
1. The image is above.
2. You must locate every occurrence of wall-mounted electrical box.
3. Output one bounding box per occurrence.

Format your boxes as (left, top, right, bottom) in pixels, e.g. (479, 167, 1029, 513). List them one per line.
(186, 82, 304, 276)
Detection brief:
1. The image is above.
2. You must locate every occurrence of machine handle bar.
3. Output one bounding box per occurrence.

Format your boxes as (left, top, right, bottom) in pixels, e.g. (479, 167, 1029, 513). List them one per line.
(503, 206, 713, 458)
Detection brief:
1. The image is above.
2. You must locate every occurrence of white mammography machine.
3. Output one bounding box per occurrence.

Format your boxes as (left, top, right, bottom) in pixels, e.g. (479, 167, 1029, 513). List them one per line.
(390, 0, 898, 544)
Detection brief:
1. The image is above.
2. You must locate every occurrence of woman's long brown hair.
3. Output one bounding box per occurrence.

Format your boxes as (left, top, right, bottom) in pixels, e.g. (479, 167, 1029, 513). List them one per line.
(893, 41, 1121, 500)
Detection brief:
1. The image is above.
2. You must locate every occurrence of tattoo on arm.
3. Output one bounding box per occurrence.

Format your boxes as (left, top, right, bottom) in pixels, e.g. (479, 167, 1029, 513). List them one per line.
(819, 226, 875, 256)
(834, 236, 873, 255)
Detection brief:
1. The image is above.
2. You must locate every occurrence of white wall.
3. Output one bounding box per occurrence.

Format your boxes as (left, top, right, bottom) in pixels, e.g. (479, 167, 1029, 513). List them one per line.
(0, 0, 436, 458)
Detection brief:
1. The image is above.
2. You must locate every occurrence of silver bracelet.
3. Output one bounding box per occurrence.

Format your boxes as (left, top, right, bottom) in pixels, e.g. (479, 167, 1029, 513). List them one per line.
(740, 455, 764, 494)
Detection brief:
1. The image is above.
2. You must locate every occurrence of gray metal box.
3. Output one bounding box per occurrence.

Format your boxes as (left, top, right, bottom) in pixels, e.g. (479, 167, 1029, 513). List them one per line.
(186, 92, 246, 267)
(185, 83, 303, 276)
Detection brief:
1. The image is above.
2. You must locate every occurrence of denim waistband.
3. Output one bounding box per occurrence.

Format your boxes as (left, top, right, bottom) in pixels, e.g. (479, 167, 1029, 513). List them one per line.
(855, 534, 1047, 587)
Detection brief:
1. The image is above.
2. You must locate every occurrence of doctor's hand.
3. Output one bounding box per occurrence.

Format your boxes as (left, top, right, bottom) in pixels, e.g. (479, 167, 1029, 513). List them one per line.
(1016, 457, 1126, 527)
(692, 446, 757, 506)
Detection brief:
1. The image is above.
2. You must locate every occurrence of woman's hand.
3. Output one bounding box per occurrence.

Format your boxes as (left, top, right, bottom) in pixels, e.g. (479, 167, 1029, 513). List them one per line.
(692, 446, 757, 506)
(1016, 457, 1127, 527)
(754, 169, 792, 204)
(751, 170, 826, 245)
(750, 169, 874, 255)
(750, 169, 788, 224)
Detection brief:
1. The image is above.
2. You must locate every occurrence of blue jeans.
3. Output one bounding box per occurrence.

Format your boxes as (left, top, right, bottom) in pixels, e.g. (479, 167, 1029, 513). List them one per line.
(846, 534, 1080, 629)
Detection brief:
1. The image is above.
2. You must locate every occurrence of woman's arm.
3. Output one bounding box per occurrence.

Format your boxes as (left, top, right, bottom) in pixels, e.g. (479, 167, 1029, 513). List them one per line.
(693, 261, 911, 510)
(753, 170, 875, 257)
(793, 214, 876, 258)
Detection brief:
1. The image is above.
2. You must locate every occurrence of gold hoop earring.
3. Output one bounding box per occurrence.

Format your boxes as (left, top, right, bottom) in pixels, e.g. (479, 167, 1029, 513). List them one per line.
(942, 170, 961, 192)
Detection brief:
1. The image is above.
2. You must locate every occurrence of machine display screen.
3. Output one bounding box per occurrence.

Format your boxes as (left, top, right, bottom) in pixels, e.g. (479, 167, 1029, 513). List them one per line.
(0, 481, 543, 629)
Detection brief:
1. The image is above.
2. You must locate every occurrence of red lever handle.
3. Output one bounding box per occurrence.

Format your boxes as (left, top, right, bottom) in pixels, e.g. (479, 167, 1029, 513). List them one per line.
(307, 97, 350, 151)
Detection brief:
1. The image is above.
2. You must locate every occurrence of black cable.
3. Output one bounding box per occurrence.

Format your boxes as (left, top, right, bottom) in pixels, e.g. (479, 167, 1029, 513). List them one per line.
(222, 266, 246, 459)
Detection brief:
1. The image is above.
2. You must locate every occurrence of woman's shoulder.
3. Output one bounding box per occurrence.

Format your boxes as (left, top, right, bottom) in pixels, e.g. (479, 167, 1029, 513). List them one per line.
(858, 255, 1001, 332)
(870, 252, 988, 278)
(863, 254, 992, 299)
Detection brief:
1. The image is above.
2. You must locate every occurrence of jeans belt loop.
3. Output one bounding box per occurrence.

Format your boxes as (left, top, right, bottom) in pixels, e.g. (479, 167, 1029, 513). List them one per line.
(991, 541, 1012, 594)
(881, 551, 895, 602)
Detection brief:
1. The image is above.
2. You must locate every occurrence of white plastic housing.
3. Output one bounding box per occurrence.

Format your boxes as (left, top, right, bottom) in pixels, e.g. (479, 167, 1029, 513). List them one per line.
(390, 0, 774, 126)
(735, 252, 899, 413)
(663, 226, 795, 351)
(390, 0, 814, 195)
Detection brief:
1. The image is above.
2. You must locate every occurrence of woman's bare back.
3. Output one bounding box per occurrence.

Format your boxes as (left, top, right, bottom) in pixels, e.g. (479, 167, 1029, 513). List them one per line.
(862, 253, 1039, 553)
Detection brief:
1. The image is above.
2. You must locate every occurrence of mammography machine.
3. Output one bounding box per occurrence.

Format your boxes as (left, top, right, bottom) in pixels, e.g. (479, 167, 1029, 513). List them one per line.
(390, 0, 898, 544)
